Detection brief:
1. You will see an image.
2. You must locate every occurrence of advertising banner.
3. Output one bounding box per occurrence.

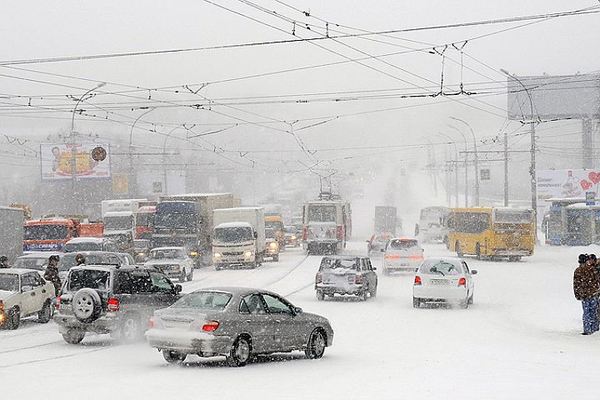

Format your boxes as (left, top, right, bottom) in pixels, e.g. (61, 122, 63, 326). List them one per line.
(536, 169, 600, 202)
(40, 143, 111, 180)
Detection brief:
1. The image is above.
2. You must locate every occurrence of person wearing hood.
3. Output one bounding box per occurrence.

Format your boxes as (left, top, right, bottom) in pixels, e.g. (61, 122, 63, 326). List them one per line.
(573, 253, 600, 335)
(44, 255, 62, 297)
(0, 255, 9, 269)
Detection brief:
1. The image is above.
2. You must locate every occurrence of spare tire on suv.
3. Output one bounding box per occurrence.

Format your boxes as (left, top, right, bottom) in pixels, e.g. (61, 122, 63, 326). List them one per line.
(72, 288, 102, 323)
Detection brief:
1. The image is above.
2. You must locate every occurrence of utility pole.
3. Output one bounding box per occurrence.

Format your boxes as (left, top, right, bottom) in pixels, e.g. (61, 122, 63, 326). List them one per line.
(450, 117, 479, 206)
(447, 125, 468, 207)
(437, 132, 459, 207)
(504, 129, 509, 206)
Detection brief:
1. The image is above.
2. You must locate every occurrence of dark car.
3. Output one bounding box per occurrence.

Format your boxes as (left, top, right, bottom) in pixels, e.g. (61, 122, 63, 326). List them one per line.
(54, 264, 182, 344)
(315, 256, 378, 301)
(57, 251, 135, 280)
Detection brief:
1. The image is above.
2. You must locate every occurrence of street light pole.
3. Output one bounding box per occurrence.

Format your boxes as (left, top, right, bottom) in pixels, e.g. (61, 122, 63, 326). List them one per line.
(437, 132, 459, 207)
(501, 68, 538, 238)
(69, 82, 105, 214)
(450, 116, 479, 206)
(129, 108, 155, 198)
(448, 125, 469, 207)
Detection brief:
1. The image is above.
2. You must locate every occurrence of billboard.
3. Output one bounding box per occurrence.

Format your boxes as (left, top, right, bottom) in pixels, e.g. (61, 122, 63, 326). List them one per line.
(40, 143, 111, 180)
(535, 169, 600, 204)
(507, 74, 600, 121)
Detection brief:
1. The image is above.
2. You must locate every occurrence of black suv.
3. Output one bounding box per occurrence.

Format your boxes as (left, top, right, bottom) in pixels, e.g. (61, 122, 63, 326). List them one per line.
(54, 264, 182, 344)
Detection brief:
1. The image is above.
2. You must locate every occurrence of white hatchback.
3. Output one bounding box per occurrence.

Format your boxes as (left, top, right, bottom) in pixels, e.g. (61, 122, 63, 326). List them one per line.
(382, 237, 424, 274)
(412, 257, 477, 308)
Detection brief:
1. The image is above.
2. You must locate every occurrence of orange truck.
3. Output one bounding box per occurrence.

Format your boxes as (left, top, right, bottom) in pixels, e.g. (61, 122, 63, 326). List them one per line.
(23, 218, 79, 252)
(78, 222, 104, 237)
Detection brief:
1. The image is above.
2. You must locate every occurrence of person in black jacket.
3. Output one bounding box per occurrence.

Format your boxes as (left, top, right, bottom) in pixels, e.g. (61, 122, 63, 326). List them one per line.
(573, 254, 600, 335)
(0, 255, 9, 269)
(44, 255, 62, 297)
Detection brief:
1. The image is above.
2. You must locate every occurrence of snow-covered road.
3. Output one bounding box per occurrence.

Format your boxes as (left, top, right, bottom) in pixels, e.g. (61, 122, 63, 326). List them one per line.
(2, 242, 600, 400)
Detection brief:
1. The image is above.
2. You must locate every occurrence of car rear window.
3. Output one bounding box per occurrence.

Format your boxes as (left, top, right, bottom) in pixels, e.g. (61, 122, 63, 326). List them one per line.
(419, 261, 461, 276)
(319, 258, 359, 271)
(14, 258, 47, 270)
(64, 243, 102, 253)
(389, 239, 418, 250)
(172, 291, 232, 310)
(0, 273, 19, 292)
(68, 270, 111, 291)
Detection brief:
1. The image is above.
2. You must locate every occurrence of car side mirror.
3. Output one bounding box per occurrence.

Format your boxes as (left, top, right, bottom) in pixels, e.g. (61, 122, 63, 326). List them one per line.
(174, 284, 182, 293)
(471, 270, 478, 275)
(254, 231, 258, 239)
(380, 248, 385, 252)
(293, 307, 303, 315)
(372, 267, 377, 271)
(21, 285, 33, 292)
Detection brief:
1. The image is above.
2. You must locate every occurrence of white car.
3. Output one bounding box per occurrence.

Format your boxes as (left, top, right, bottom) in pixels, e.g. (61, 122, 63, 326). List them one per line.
(412, 258, 477, 309)
(64, 237, 118, 253)
(0, 268, 55, 329)
(144, 247, 194, 282)
(382, 237, 424, 274)
(14, 251, 63, 273)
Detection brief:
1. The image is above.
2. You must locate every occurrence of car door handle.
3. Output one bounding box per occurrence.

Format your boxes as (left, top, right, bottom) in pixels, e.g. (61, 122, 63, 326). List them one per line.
(275, 320, 281, 324)
(245, 320, 252, 323)
(42, 289, 46, 294)
(31, 292, 36, 296)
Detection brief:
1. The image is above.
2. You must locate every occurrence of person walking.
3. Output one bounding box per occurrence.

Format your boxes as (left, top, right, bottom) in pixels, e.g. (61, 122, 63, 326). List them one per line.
(44, 255, 62, 297)
(573, 253, 600, 335)
(0, 255, 10, 268)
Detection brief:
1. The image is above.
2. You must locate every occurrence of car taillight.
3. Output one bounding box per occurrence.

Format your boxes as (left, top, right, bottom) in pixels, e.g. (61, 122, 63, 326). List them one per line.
(0, 300, 4, 313)
(202, 321, 220, 332)
(107, 297, 120, 312)
(336, 225, 344, 240)
(55, 296, 61, 310)
(302, 227, 308, 241)
(409, 254, 424, 260)
(316, 273, 322, 284)
(414, 276, 422, 285)
(354, 274, 364, 284)
(458, 277, 466, 287)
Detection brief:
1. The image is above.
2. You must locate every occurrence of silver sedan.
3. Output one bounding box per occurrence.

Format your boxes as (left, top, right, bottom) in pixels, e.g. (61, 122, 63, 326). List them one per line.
(145, 287, 334, 366)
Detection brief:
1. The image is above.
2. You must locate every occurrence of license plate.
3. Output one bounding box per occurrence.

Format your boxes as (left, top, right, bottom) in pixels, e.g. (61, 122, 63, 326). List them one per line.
(430, 279, 450, 285)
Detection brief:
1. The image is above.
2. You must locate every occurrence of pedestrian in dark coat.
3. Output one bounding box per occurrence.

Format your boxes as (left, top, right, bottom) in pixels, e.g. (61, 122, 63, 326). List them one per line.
(0, 255, 9, 268)
(44, 255, 62, 297)
(573, 253, 600, 335)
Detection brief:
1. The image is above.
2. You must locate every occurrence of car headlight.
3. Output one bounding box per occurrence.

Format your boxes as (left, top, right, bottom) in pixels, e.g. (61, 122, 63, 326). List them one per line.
(190, 251, 199, 257)
(213, 253, 222, 258)
(291, 235, 297, 240)
(269, 242, 278, 249)
(244, 251, 253, 258)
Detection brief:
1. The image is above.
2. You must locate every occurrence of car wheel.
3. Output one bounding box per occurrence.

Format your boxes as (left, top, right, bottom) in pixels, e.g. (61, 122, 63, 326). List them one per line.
(62, 329, 85, 344)
(121, 315, 142, 342)
(305, 329, 326, 359)
(7, 307, 20, 330)
(360, 288, 368, 301)
(413, 297, 421, 308)
(38, 300, 52, 323)
(455, 241, 463, 258)
(370, 284, 377, 298)
(468, 291, 474, 305)
(163, 350, 187, 364)
(72, 288, 102, 323)
(215, 264, 222, 271)
(316, 290, 325, 301)
(179, 271, 186, 283)
(460, 298, 469, 309)
(187, 268, 194, 281)
(273, 254, 279, 262)
(226, 336, 251, 367)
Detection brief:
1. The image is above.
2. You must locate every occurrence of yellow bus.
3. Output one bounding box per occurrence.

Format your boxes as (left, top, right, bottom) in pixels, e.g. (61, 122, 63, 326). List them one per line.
(447, 207, 534, 261)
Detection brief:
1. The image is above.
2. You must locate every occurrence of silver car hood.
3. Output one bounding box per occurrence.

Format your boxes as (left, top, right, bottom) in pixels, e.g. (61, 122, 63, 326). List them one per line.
(145, 258, 185, 266)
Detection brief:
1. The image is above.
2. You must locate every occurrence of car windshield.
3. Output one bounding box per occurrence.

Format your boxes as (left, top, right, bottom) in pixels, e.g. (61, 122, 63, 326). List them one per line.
(320, 258, 359, 271)
(214, 226, 253, 243)
(68, 270, 111, 291)
(104, 215, 133, 230)
(14, 257, 47, 271)
(265, 228, 276, 239)
(24, 225, 68, 240)
(150, 249, 185, 259)
(64, 242, 102, 252)
(419, 260, 461, 276)
(172, 291, 232, 310)
(0, 274, 19, 292)
(389, 239, 418, 250)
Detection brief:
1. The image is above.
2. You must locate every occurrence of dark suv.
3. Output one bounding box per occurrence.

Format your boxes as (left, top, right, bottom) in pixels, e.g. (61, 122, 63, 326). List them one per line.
(54, 264, 182, 344)
(314, 256, 378, 301)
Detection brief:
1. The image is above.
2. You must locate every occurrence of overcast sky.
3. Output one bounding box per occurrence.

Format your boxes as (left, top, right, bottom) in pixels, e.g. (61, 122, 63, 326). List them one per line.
(1, 0, 599, 177)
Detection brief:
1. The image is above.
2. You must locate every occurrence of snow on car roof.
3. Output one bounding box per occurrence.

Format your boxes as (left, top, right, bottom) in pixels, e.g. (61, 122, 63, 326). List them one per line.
(18, 252, 62, 259)
(215, 222, 253, 229)
(151, 246, 185, 251)
(0, 268, 42, 275)
(66, 237, 104, 244)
